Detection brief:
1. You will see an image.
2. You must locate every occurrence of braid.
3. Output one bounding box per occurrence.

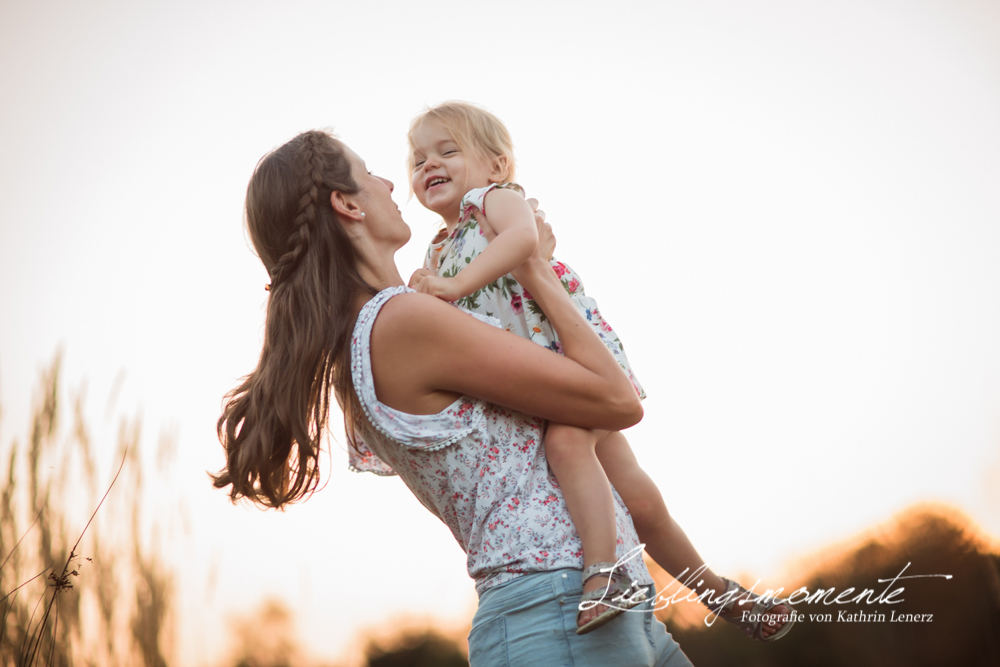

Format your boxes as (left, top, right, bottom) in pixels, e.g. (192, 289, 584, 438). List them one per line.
(268, 131, 326, 288)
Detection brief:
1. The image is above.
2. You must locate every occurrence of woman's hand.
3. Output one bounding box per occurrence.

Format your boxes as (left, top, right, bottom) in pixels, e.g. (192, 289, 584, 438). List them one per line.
(510, 201, 557, 289)
(528, 198, 556, 262)
(480, 197, 555, 262)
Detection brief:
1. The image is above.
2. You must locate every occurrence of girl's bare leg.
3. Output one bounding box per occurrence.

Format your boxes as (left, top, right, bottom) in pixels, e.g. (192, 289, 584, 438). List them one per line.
(595, 431, 789, 639)
(544, 423, 617, 629)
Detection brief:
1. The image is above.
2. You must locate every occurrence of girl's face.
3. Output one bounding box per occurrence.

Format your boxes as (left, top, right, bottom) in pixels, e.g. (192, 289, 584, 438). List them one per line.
(410, 120, 502, 224)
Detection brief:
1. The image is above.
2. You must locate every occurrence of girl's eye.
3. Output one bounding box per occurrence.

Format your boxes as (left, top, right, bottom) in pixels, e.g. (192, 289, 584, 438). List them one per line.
(443, 150, 457, 156)
(414, 160, 425, 169)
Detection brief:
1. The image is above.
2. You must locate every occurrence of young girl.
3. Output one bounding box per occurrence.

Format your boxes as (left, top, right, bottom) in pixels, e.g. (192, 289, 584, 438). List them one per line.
(405, 101, 794, 639)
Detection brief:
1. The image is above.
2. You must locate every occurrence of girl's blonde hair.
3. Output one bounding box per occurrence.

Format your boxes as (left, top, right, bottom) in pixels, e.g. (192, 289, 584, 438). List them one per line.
(407, 101, 516, 185)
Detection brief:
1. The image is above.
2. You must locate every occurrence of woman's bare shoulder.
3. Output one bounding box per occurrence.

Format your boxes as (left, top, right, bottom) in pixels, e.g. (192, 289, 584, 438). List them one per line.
(374, 290, 456, 328)
(370, 291, 479, 347)
(366, 290, 485, 414)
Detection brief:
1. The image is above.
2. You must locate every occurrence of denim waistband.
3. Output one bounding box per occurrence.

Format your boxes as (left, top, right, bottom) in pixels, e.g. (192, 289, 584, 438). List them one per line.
(473, 568, 654, 632)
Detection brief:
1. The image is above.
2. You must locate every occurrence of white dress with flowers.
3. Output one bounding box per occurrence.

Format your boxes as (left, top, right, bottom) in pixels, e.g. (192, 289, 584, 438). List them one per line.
(424, 183, 646, 398)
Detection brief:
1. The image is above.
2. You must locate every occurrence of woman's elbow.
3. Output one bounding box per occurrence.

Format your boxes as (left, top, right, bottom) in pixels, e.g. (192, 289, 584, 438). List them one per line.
(607, 392, 643, 430)
(623, 396, 644, 429)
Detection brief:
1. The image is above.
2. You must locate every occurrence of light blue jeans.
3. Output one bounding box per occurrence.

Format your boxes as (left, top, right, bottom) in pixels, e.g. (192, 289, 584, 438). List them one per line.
(469, 569, 695, 667)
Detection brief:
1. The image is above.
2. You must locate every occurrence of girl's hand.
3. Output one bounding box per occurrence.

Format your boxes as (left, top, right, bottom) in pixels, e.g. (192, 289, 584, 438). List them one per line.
(408, 268, 435, 288)
(413, 274, 467, 301)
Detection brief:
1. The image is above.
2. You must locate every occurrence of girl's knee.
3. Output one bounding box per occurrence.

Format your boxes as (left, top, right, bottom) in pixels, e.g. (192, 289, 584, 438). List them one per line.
(544, 426, 594, 467)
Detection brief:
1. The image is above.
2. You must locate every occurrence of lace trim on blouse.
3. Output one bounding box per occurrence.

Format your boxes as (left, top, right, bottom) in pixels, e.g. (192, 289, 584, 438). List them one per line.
(348, 287, 500, 473)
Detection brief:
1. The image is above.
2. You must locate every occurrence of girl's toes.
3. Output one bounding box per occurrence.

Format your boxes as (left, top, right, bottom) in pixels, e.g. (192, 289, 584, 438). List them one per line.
(764, 618, 784, 636)
(578, 603, 608, 629)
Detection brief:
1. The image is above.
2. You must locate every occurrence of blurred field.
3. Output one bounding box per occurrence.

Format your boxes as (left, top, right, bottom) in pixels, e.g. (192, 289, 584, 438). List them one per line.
(2, 356, 997, 666)
(0, 354, 172, 666)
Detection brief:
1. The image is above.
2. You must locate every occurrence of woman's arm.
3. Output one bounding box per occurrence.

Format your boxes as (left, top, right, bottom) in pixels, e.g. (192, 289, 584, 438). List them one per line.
(371, 239, 641, 432)
(412, 188, 537, 301)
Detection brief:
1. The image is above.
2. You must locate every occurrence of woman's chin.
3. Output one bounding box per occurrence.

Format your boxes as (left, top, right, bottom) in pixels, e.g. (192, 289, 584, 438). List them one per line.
(398, 226, 412, 246)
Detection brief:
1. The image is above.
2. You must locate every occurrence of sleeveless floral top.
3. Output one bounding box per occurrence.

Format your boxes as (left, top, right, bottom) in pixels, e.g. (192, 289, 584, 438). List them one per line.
(424, 183, 645, 398)
(347, 286, 653, 595)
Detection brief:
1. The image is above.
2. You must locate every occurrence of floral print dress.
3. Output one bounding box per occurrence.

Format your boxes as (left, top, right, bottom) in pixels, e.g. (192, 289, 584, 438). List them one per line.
(424, 183, 646, 398)
(347, 286, 653, 596)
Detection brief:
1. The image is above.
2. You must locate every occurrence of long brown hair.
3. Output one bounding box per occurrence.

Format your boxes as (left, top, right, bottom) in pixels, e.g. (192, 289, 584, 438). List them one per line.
(212, 130, 376, 508)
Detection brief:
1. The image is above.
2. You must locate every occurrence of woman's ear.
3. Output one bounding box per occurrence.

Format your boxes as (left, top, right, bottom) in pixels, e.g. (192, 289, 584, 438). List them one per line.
(489, 155, 510, 184)
(331, 190, 365, 223)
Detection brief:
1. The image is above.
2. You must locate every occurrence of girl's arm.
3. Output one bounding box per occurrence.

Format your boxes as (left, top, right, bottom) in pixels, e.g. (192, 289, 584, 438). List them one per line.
(413, 188, 537, 301)
(372, 249, 642, 431)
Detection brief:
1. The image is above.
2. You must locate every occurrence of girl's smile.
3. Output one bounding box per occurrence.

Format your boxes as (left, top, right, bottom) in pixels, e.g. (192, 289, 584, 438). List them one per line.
(410, 120, 502, 228)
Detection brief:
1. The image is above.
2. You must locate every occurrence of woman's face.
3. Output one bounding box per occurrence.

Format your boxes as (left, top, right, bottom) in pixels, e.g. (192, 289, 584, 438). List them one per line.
(344, 145, 411, 249)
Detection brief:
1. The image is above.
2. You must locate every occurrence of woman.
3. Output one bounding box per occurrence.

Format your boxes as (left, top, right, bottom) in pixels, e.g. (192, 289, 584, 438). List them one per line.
(212, 129, 695, 666)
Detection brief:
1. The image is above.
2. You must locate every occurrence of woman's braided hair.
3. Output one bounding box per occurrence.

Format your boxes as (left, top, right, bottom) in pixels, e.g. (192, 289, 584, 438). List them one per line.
(213, 130, 377, 508)
(267, 133, 323, 288)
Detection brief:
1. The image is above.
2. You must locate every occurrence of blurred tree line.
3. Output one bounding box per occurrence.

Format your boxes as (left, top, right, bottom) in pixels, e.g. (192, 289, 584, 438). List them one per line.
(651, 505, 1000, 666)
(226, 598, 469, 667)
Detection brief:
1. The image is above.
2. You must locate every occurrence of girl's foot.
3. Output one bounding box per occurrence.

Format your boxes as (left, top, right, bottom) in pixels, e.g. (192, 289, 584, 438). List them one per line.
(719, 600, 791, 639)
(575, 563, 647, 635)
(577, 574, 613, 629)
(710, 577, 795, 641)
(758, 604, 791, 640)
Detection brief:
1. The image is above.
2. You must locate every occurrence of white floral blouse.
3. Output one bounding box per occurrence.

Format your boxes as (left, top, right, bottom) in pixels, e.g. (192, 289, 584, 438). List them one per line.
(347, 286, 653, 596)
(424, 183, 645, 398)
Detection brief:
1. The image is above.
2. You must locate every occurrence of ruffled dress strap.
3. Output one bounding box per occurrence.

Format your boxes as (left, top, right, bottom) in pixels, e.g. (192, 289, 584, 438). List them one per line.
(348, 286, 490, 474)
(459, 183, 526, 225)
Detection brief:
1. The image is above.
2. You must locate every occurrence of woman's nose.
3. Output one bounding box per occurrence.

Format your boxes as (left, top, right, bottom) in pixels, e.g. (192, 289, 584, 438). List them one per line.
(380, 176, 394, 192)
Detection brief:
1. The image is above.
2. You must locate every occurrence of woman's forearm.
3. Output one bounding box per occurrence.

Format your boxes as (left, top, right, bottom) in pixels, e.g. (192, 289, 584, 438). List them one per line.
(515, 259, 642, 423)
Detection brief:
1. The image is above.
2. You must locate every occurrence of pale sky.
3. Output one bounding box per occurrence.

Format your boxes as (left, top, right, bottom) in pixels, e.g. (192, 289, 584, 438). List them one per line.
(1, 1, 999, 664)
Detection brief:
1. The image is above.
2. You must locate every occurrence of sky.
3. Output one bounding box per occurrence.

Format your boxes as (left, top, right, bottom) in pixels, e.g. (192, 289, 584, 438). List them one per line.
(1, 0, 999, 664)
